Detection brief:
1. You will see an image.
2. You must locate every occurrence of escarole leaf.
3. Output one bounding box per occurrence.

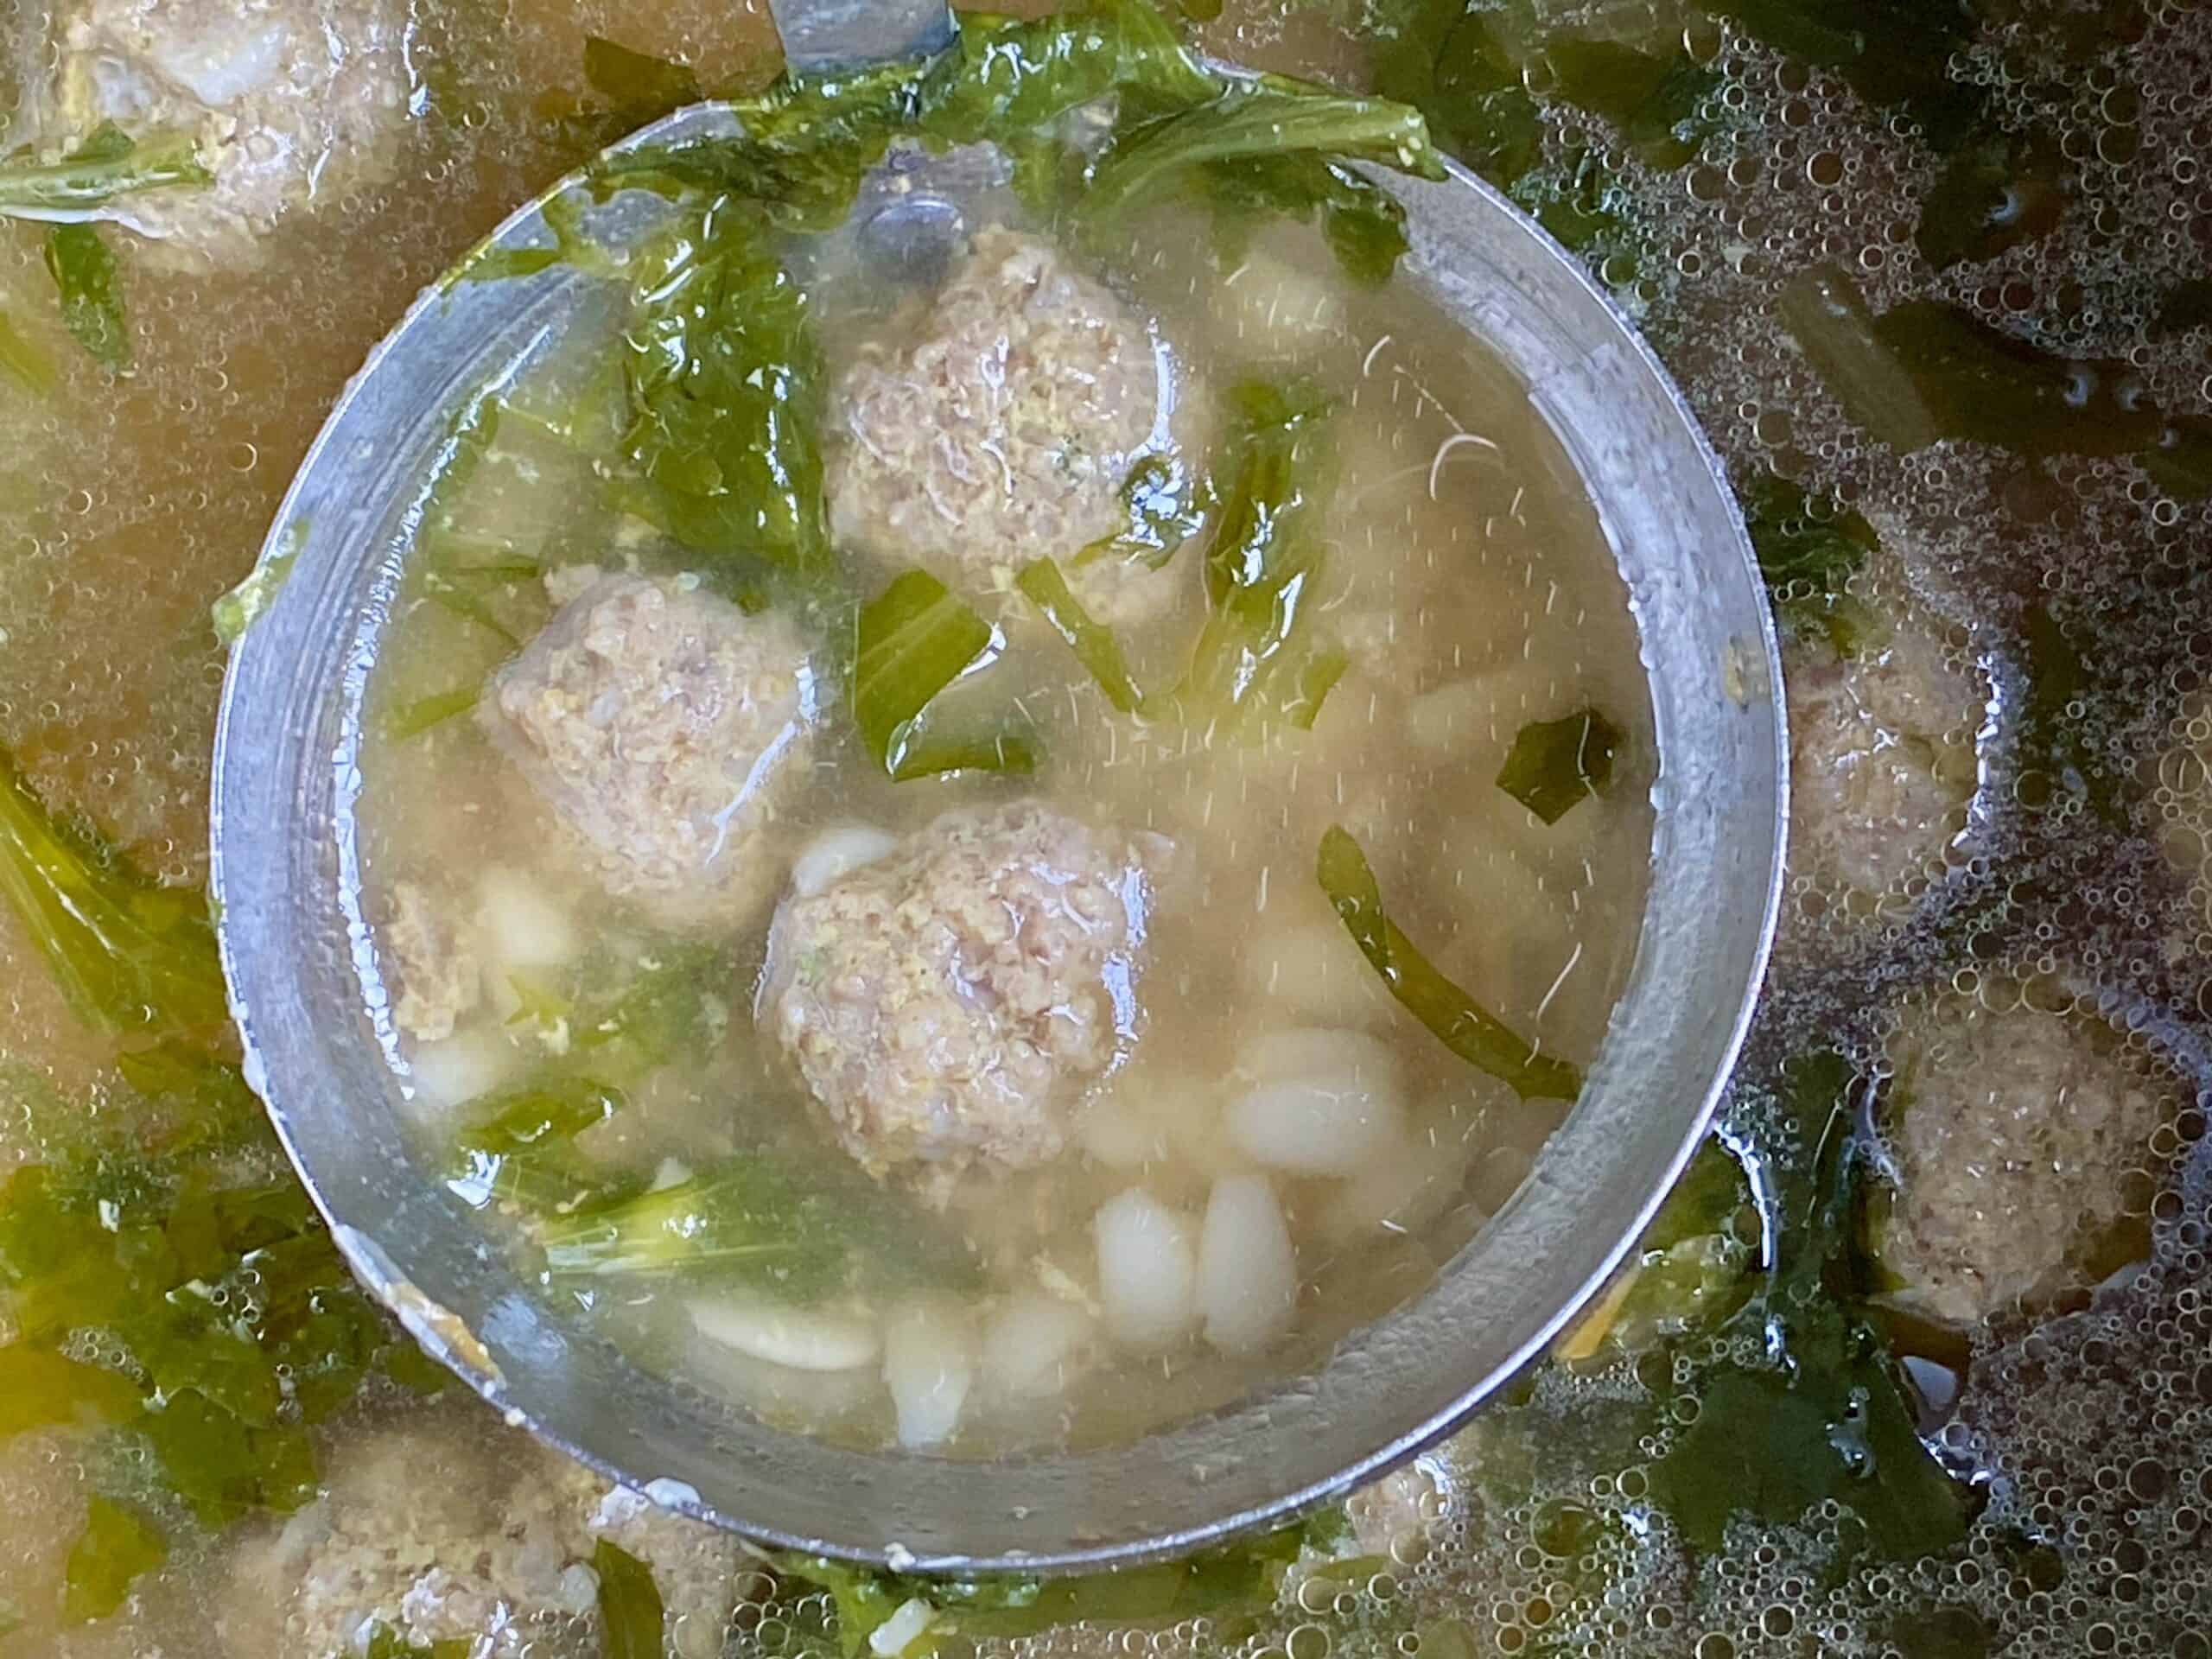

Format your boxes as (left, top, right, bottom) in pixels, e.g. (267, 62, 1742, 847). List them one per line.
(594, 1540, 665, 1659)
(1078, 450, 1215, 570)
(0, 746, 227, 1039)
(1317, 825, 1581, 1102)
(1496, 708, 1622, 824)
(60, 1496, 168, 1625)
(44, 224, 129, 369)
(537, 1152, 980, 1294)
(855, 569, 1037, 779)
(1164, 380, 1345, 736)
(445, 1079, 624, 1209)
(1086, 79, 1445, 219)
(582, 35, 702, 128)
(1015, 559, 1145, 713)
(1738, 472, 1885, 656)
(0, 124, 211, 221)
(622, 203, 830, 581)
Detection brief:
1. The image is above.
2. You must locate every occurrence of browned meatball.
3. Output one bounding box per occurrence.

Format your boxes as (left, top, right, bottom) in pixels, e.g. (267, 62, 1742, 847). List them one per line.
(764, 801, 1164, 1192)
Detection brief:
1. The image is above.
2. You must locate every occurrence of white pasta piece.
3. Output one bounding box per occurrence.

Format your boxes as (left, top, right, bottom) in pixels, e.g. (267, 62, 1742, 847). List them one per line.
(1077, 1095, 1167, 1169)
(1092, 1188, 1198, 1351)
(982, 1290, 1096, 1398)
(404, 1027, 518, 1118)
(475, 865, 580, 970)
(689, 1294, 880, 1373)
(1242, 914, 1399, 1029)
(1224, 1072, 1405, 1177)
(1211, 249, 1348, 363)
(791, 822, 899, 898)
(1196, 1174, 1299, 1355)
(881, 1297, 977, 1449)
(870, 1599, 940, 1657)
(1240, 1027, 1402, 1092)
(1321, 1125, 1467, 1243)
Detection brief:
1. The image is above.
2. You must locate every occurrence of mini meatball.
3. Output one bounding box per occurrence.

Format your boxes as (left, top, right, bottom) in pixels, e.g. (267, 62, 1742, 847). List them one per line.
(35, 0, 410, 262)
(221, 1409, 748, 1659)
(827, 228, 1176, 622)
(1785, 606, 1985, 912)
(1874, 991, 2173, 1327)
(481, 571, 817, 918)
(765, 800, 1160, 1191)
(382, 879, 478, 1042)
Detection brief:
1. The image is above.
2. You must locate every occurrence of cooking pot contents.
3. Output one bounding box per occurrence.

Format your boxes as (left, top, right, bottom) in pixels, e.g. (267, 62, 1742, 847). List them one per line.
(351, 13, 1652, 1451)
(0, 0, 2205, 1651)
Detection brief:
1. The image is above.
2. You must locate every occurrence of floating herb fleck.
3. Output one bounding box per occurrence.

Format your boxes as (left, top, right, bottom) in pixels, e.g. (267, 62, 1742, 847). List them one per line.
(44, 224, 130, 370)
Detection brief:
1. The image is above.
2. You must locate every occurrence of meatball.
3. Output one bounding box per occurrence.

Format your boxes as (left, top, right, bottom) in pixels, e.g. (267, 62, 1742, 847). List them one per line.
(1785, 606, 1985, 913)
(827, 227, 1177, 622)
(765, 801, 1161, 1191)
(221, 1409, 748, 1659)
(34, 0, 410, 262)
(481, 570, 817, 918)
(1873, 991, 2173, 1327)
(382, 879, 478, 1042)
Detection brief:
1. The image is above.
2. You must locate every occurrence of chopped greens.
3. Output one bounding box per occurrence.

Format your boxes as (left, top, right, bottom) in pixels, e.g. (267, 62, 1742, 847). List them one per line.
(1166, 380, 1345, 737)
(1539, 37, 1719, 172)
(1738, 471, 1885, 655)
(582, 35, 702, 130)
(1316, 825, 1582, 1102)
(211, 520, 306, 646)
(1496, 709, 1622, 823)
(446, 1079, 624, 1209)
(60, 1496, 168, 1625)
(43, 224, 129, 370)
(1688, 0, 1986, 149)
(1201, 155, 1414, 288)
(1776, 266, 1941, 454)
(1077, 451, 1215, 570)
(1915, 124, 2068, 270)
(779, 1513, 1323, 1657)
(854, 569, 1036, 779)
(0, 744, 228, 1039)
(0, 124, 211, 221)
(1649, 1055, 1975, 1560)
(383, 686, 481, 741)
(1015, 559, 1146, 714)
(1086, 79, 1445, 221)
(537, 1152, 981, 1295)
(594, 1539, 665, 1659)
(621, 204, 830, 581)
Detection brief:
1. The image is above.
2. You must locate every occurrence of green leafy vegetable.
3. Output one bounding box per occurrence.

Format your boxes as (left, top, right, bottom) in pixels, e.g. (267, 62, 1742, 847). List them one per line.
(854, 569, 1037, 779)
(1540, 37, 1719, 171)
(1649, 1054, 1975, 1561)
(621, 205, 830, 580)
(0, 744, 227, 1039)
(60, 1496, 167, 1625)
(364, 1625, 474, 1659)
(538, 1151, 980, 1295)
(1369, 0, 1543, 190)
(2152, 276, 2212, 337)
(1776, 266, 1941, 454)
(211, 520, 306, 646)
(1738, 471, 1885, 654)
(779, 1516, 1320, 1657)
(0, 1343, 143, 1436)
(1078, 451, 1214, 570)
(1496, 709, 1622, 823)
(1087, 79, 1445, 220)
(583, 35, 702, 129)
(1316, 825, 1581, 1101)
(1688, 0, 1986, 149)
(384, 686, 481, 741)
(1015, 559, 1146, 713)
(43, 224, 129, 369)
(446, 1079, 624, 1209)
(594, 1539, 665, 1659)
(1915, 123, 2067, 270)
(0, 308, 56, 396)
(1201, 155, 1415, 287)
(1160, 381, 1345, 737)
(0, 124, 211, 220)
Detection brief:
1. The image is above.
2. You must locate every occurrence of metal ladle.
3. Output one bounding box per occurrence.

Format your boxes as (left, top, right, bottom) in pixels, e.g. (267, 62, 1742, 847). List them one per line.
(211, 0, 1786, 1572)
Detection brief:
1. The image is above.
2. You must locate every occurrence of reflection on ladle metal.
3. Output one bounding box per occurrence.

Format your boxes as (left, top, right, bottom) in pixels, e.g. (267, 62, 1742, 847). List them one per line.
(207, 0, 1783, 1568)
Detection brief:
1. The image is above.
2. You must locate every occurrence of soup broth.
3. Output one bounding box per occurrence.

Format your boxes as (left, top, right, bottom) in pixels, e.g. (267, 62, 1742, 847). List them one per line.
(351, 168, 1653, 1452)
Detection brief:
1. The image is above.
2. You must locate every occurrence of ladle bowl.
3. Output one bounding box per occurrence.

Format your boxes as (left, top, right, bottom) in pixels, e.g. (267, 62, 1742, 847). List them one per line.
(211, 10, 1786, 1573)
